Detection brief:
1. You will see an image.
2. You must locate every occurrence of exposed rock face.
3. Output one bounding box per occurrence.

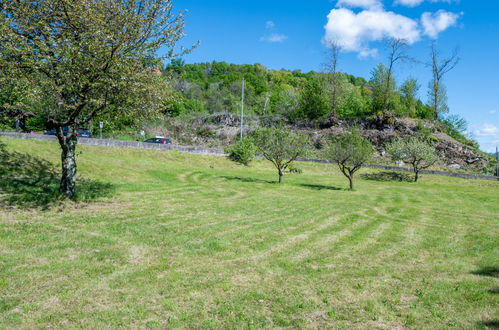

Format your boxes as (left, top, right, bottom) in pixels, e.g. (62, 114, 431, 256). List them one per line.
(196, 113, 240, 126)
(432, 134, 488, 169)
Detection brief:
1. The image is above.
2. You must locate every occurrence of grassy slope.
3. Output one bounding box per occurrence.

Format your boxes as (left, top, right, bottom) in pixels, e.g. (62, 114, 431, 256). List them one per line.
(0, 138, 498, 328)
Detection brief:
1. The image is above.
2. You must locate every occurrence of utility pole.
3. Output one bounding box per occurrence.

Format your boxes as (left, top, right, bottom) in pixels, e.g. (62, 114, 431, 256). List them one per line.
(240, 78, 245, 141)
(263, 93, 269, 115)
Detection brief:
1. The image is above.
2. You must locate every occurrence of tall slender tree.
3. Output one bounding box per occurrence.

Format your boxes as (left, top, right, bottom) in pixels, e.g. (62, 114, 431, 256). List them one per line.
(382, 38, 411, 111)
(428, 42, 459, 120)
(400, 78, 420, 117)
(0, 0, 191, 199)
(370, 64, 393, 112)
(324, 38, 341, 115)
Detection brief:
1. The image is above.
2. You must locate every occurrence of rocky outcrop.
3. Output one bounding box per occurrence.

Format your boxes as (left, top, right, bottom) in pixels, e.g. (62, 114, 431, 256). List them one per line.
(315, 116, 489, 172)
(433, 133, 488, 169)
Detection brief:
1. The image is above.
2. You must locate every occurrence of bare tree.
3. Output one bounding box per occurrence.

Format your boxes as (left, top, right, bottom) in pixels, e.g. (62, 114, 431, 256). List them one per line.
(428, 42, 459, 120)
(382, 38, 411, 111)
(324, 39, 341, 115)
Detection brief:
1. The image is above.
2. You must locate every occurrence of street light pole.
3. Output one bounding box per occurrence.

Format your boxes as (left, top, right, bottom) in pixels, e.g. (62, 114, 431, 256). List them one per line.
(240, 78, 245, 141)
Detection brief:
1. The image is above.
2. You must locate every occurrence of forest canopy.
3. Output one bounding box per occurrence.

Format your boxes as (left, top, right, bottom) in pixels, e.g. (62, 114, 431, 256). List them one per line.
(163, 60, 434, 122)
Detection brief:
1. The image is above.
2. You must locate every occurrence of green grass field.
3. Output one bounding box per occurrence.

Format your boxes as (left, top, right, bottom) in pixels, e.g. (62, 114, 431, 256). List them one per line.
(1, 137, 498, 328)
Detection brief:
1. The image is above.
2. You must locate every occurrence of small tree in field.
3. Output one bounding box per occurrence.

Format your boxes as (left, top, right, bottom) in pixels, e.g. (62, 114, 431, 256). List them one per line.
(252, 127, 310, 183)
(387, 137, 439, 182)
(0, 0, 190, 199)
(323, 129, 373, 190)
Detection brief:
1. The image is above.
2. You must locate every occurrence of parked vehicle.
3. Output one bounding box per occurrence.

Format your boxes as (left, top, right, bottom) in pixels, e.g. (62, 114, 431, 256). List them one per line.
(144, 136, 172, 144)
(44, 127, 92, 138)
(75, 128, 92, 138)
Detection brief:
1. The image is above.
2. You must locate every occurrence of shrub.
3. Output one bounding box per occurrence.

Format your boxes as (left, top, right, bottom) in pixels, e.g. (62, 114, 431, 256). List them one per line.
(288, 164, 303, 174)
(427, 135, 440, 143)
(196, 126, 215, 138)
(224, 138, 256, 166)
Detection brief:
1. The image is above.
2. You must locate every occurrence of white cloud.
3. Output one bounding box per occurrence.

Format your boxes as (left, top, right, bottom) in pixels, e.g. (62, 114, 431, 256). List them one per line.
(324, 8, 420, 57)
(394, 0, 424, 6)
(489, 110, 497, 114)
(394, 0, 454, 7)
(261, 21, 287, 43)
(260, 34, 288, 43)
(421, 10, 461, 39)
(474, 124, 499, 137)
(336, 0, 382, 10)
(480, 143, 499, 153)
(325, 1, 461, 56)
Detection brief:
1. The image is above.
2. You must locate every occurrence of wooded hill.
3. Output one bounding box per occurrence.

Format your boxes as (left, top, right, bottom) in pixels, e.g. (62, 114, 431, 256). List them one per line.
(162, 60, 473, 148)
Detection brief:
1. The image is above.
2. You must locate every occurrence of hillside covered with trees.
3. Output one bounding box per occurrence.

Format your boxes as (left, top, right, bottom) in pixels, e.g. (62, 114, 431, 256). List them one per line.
(164, 60, 431, 120)
(162, 59, 473, 149)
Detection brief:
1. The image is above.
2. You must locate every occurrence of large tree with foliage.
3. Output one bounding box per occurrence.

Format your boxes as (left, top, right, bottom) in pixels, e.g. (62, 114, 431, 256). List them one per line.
(296, 76, 331, 121)
(400, 78, 420, 117)
(323, 129, 373, 190)
(0, 0, 189, 199)
(370, 64, 397, 113)
(252, 127, 310, 183)
(387, 137, 439, 182)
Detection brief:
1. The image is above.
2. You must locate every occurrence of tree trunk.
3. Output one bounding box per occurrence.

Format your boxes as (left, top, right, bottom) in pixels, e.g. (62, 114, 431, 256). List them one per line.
(278, 169, 283, 184)
(56, 127, 78, 199)
(348, 175, 354, 190)
(414, 170, 419, 182)
(332, 73, 338, 115)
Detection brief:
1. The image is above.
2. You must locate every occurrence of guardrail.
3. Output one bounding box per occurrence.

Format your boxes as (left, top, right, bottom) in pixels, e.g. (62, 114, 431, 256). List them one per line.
(0, 131, 225, 156)
(1, 131, 498, 181)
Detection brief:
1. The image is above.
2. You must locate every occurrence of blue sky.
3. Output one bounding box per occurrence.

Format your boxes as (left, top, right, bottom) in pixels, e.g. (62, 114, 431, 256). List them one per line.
(174, 0, 499, 153)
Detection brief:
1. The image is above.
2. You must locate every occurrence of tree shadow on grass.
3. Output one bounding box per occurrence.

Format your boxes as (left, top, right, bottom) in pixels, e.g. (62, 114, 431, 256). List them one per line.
(221, 175, 276, 184)
(488, 288, 499, 295)
(299, 184, 343, 191)
(360, 171, 414, 182)
(479, 320, 499, 329)
(471, 266, 499, 278)
(471, 266, 499, 328)
(0, 143, 113, 209)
